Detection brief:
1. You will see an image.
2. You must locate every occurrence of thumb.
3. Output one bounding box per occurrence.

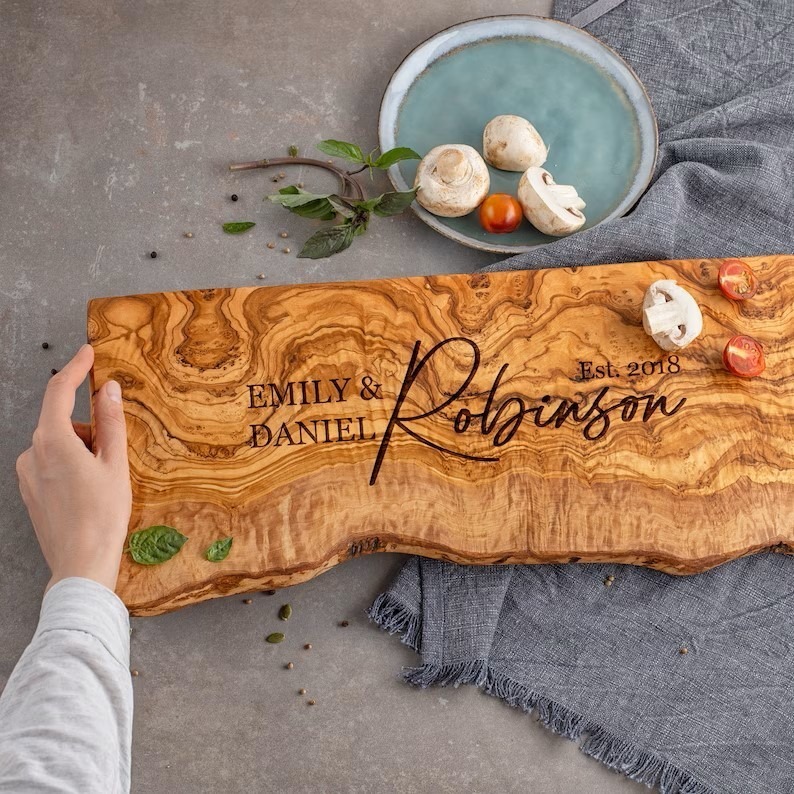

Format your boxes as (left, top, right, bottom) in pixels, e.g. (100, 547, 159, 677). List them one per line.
(94, 380, 129, 464)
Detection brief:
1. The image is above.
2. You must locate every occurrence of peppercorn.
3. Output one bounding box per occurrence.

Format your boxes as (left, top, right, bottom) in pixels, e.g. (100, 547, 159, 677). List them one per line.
(231, 194, 238, 202)
(280, 232, 288, 238)
(243, 598, 252, 605)
(50, 368, 58, 376)
(184, 232, 193, 238)
(304, 643, 312, 650)
(339, 620, 349, 628)
(283, 247, 291, 254)
(267, 242, 276, 249)
(41, 342, 49, 350)
(256, 273, 266, 280)
(679, 647, 689, 655)
(285, 662, 294, 670)
(307, 699, 316, 706)
(131, 670, 139, 677)
(298, 688, 307, 695)
(150, 251, 157, 259)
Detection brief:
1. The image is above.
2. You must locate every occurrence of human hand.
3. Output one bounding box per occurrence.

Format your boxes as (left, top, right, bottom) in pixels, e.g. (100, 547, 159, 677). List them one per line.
(16, 344, 132, 593)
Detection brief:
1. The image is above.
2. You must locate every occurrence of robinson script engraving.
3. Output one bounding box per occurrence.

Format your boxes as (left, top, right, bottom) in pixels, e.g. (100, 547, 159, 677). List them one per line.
(246, 337, 687, 486)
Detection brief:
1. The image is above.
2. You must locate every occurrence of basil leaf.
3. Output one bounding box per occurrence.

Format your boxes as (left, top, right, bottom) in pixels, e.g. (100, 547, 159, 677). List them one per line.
(372, 188, 418, 217)
(297, 224, 356, 259)
(373, 147, 421, 169)
(270, 188, 350, 220)
(128, 525, 188, 565)
(269, 187, 332, 208)
(222, 221, 256, 234)
(327, 196, 355, 218)
(291, 200, 338, 220)
(315, 139, 364, 164)
(205, 537, 233, 562)
(353, 197, 382, 212)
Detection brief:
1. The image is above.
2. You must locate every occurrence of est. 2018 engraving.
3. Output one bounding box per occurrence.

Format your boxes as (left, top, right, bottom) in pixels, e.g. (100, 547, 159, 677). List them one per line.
(575, 355, 682, 381)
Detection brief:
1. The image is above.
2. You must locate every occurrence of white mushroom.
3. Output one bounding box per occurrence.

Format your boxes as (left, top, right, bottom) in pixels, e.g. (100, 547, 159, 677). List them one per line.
(413, 145, 490, 217)
(642, 280, 703, 351)
(483, 115, 547, 171)
(517, 167, 586, 236)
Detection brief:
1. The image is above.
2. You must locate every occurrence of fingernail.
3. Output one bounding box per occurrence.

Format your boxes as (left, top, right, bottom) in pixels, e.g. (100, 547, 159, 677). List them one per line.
(106, 380, 122, 403)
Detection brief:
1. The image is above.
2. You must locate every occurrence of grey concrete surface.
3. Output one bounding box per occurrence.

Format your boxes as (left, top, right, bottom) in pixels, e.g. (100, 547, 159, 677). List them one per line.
(0, 2, 644, 792)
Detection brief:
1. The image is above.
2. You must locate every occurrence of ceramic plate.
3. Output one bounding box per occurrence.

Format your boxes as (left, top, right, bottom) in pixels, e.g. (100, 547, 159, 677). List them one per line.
(378, 16, 658, 254)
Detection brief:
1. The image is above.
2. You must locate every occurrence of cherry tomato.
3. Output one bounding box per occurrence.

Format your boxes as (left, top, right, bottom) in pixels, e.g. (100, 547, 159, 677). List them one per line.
(479, 194, 522, 234)
(718, 259, 757, 300)
(723, 335, 765, 377)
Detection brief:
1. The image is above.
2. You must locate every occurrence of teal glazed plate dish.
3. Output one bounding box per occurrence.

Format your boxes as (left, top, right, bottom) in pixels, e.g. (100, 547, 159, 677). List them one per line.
(378, 16, 658, 254)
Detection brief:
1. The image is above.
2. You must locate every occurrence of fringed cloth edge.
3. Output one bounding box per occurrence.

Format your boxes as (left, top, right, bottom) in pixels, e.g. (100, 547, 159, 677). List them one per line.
(369, 594, 717, 794)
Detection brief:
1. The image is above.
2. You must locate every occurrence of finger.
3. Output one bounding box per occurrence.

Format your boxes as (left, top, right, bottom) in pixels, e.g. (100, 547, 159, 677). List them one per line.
(38, 345, 95, 435)
(93, 380, 129, 465)
(72, 421, 92, 448)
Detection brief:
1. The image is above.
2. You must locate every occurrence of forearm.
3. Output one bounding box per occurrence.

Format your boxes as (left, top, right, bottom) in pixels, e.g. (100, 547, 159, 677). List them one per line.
(0, 578, 133, 793)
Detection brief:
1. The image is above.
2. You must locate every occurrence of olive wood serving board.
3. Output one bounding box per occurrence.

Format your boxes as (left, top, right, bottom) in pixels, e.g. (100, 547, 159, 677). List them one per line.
(87, 255, 794, 616)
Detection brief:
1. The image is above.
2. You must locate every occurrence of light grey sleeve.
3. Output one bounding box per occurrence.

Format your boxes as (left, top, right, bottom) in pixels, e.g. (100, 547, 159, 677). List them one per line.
(0, 577, 133, 793)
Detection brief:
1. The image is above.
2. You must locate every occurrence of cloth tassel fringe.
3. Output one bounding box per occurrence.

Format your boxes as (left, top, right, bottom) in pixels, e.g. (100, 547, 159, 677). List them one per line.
(367, 592, 422, 651)
(369, 597, 715, 794)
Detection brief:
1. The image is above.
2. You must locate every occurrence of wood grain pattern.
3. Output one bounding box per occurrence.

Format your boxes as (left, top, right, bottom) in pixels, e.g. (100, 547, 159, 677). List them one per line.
(87, 255, 794, 616)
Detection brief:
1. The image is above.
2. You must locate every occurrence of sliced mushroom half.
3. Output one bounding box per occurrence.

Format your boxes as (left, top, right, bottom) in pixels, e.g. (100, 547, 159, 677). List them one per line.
(642, 280, 703, 351)
(517, 167, 586, 236)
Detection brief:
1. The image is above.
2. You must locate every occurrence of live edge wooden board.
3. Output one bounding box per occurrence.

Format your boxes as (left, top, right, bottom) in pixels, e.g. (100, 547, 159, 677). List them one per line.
(88, 255, 794, 616)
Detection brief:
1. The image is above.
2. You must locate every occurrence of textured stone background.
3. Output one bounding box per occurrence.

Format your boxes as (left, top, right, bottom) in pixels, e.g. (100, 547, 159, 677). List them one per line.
(0, 2, 642, 791)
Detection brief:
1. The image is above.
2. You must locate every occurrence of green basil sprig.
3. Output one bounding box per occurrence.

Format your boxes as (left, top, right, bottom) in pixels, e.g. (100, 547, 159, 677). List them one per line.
(269, 185, 419, 259)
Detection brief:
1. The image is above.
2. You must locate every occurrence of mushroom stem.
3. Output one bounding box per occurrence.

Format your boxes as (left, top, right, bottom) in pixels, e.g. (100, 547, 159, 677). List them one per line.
(435, 149, 472, 185)
(547, 184, 586, 210)
(644, 302, 681, 336)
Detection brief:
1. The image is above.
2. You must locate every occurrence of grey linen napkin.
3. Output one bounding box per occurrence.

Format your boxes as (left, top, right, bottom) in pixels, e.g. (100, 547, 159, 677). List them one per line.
(369, 2, 794, 792)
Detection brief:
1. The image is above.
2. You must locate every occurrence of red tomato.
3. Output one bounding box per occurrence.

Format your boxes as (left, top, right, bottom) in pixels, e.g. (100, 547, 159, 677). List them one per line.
(723, 335, 765, 377)
(718, 259, 757, 300)
(479, 194, 522, 234)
